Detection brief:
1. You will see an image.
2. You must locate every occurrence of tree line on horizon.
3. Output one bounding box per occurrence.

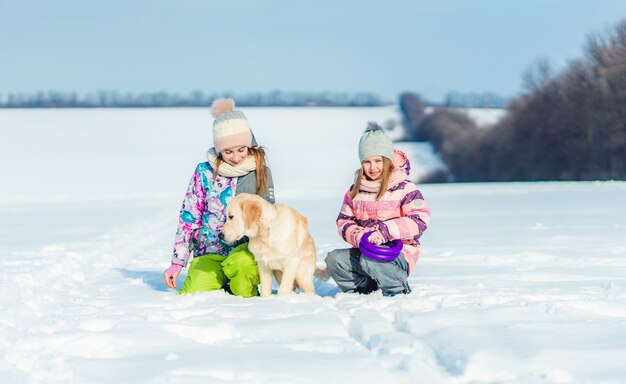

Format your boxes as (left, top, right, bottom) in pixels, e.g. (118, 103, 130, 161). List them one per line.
(401, 19, 626, 183)
(0, 89, 508, 109)
(0, 90, 387, 108)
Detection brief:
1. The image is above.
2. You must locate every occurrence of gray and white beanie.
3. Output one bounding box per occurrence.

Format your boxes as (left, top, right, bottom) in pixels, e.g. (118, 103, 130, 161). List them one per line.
(358, 121, 394, 162)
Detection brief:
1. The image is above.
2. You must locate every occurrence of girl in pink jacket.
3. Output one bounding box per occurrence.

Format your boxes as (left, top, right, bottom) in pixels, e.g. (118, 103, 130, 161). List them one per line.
(325, 122, 431, 296)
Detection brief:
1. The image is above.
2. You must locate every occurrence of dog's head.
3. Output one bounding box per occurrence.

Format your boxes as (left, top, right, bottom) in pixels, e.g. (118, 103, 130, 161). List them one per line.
(221, 193, 268, 243)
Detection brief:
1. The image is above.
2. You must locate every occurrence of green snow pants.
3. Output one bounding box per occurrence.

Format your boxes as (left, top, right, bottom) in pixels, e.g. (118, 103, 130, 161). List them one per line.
(178, 243, 260, 297)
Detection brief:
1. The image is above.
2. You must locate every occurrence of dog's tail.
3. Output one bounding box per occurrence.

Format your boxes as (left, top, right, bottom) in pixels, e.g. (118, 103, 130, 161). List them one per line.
(314, 267, 332, 282)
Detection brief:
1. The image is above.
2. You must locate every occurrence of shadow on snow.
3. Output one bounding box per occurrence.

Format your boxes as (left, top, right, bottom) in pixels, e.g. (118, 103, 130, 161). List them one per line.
(117, 268, 341, 297)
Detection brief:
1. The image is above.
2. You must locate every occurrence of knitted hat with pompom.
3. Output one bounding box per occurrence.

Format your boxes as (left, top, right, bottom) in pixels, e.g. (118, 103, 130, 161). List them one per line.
(358, 121, 394, 162)
(211, 98, 253, 153)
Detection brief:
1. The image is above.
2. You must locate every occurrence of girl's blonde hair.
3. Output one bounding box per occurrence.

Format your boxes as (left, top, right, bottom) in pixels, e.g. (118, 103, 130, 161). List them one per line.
(215, 146, 269, 194)
(350, 157, 394, 200)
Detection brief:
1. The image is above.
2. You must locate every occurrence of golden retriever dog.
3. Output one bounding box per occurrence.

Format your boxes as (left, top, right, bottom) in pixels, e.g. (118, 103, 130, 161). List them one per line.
(220, 193, 317, 296)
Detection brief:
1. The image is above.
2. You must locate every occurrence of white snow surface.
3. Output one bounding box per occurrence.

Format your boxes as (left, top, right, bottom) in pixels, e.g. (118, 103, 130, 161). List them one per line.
(1, 107, 625, 383)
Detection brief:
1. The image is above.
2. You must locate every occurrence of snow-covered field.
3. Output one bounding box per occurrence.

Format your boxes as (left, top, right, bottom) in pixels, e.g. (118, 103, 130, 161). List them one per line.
(1, 107, 625, 383)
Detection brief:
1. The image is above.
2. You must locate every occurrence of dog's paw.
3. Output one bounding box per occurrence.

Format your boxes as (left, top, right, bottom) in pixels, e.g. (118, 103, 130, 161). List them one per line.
(314, 267, 332, 281)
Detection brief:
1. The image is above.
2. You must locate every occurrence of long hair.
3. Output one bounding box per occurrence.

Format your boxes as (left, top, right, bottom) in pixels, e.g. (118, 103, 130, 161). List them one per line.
(249, 146, 269, 194)
(350, 157, 394, 200)
(215, 146, 269, 195)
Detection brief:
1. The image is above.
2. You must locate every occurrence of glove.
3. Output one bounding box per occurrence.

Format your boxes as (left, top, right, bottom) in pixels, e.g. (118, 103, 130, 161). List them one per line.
(164, 264, 182, 277)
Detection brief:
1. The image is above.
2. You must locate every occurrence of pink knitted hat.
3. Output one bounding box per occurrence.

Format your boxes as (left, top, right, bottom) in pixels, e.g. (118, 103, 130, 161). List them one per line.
(211, 98, 253, 153)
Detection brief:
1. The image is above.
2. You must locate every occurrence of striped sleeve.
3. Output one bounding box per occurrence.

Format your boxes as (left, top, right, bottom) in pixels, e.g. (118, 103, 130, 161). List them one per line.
(336, 189, 367, 248)
(379, 184, 430, 242)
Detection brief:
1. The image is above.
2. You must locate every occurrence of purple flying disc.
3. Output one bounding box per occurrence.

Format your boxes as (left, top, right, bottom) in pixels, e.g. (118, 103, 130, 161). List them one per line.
(359, 232, 403, 262)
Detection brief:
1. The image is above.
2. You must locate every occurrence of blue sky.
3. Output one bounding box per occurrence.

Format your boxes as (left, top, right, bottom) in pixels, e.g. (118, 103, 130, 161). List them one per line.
(1, 0, 625, 102)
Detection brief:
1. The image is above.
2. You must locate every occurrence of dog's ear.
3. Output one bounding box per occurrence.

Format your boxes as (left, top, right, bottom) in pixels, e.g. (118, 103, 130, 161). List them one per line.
(241, 200, 261, 233)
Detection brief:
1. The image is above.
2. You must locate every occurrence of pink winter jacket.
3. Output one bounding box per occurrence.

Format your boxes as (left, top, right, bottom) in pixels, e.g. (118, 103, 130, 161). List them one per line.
(336, 150, 431, 273)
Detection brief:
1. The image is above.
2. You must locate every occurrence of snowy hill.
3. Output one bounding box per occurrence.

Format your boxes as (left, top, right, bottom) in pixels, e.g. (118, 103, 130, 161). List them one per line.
(1, 107, 625, 383)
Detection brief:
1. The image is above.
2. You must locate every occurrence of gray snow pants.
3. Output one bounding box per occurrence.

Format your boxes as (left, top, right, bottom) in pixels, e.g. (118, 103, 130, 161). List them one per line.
(325, 248, 411, 296)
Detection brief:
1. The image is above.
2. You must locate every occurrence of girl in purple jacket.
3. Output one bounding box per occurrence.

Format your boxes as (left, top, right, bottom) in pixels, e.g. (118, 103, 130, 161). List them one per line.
(325, 122, 431, 296)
